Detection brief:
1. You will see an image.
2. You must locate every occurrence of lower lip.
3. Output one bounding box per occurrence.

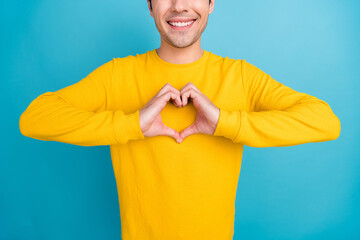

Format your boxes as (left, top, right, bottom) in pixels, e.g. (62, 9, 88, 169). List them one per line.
(167, 20, 196, 30)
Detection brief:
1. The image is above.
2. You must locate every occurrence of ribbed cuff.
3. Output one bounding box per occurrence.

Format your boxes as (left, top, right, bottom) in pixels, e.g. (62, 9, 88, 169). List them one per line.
(114, 109, 145, 144)
(213, 108, 242, 142)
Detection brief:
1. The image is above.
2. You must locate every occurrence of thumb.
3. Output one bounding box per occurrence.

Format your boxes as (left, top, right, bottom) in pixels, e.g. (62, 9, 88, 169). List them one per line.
(161, 123, 180, 143)
(179, 123, 198, 143)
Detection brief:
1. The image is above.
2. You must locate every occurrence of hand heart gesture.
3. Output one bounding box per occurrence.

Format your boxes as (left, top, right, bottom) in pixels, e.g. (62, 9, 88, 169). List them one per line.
(139, 83, 220, 143)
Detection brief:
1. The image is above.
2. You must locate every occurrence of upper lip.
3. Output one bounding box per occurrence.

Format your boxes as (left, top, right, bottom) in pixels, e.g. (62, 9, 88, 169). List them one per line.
(167, 18, 196, 22)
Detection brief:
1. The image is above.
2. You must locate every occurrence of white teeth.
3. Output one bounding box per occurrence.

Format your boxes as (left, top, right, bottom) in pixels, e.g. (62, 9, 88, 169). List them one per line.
(168, 20, 194, 27)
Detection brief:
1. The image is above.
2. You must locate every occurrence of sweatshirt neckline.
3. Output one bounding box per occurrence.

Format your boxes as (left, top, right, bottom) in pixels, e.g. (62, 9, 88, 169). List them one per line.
(150, 49, 209, 69)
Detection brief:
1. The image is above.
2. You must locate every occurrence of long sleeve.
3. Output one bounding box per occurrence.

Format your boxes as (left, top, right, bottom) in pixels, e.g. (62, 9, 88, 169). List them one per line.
(19, 58, 145, 146)
(213, 59, 341, 147)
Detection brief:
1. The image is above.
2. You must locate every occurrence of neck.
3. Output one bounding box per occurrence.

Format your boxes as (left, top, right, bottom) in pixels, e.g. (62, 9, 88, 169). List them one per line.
(156, 38, 204, 64)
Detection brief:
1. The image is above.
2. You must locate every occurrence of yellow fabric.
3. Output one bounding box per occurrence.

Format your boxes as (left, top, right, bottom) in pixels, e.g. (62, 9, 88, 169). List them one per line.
(19, 49, 341, 240)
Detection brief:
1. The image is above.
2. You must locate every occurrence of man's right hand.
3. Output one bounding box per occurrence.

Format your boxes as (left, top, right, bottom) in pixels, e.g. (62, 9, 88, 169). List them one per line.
(139, 83, 183, 143)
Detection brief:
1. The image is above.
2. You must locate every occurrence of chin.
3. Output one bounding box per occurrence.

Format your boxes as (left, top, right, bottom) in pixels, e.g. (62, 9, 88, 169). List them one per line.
(167, 36, 199, 48)
(171, 41, 195, 48)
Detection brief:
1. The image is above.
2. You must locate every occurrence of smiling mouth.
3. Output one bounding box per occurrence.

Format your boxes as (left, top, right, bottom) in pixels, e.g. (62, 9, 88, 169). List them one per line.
(167, 19, 197, 30)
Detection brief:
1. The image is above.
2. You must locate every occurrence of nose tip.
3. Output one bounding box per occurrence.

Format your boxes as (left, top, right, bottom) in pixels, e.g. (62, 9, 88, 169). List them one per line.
(172, 0, 190, 12)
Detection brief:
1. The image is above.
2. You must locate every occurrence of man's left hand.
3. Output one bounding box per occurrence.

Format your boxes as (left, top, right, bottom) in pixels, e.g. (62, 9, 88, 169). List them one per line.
(177, 82, 220, 143)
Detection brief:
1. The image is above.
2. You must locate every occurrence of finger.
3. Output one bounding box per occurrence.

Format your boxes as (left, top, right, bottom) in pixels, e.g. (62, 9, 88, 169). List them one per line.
(180, 82, 200, 94)
(159, 90, 181, 107)
(179, 122, 198, 143)
(181, 91, 189, 106)
(181, 89, 198, 107)
(172, 95, 182, 107)
(158, 83, 181, 101)
(179, 82, 191, 92)
(157, 83, 174, 96)
(168, 91, 182, 107)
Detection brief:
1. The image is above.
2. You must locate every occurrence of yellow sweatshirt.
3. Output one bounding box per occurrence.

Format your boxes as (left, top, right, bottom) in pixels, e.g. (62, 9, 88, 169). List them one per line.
(19, 49, 341, 240)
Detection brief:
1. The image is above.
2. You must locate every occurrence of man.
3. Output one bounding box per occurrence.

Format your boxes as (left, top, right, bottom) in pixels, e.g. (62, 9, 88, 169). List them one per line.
(19, 0, 341, 239)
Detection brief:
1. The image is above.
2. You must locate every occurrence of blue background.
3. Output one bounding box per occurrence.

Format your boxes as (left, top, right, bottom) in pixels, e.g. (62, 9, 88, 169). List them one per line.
(1, 0, 359, 239)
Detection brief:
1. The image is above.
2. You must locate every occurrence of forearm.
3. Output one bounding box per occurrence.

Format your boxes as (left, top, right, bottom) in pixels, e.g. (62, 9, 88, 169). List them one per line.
(214, 98, 341, 147)
(19, 92, 144, 146)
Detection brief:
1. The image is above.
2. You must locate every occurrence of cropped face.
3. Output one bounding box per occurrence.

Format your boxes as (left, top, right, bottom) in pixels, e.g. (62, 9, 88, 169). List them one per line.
(147, 0, 214, 48)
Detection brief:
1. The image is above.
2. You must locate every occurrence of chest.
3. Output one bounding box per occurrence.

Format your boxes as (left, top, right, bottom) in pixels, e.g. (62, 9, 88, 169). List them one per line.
(108, 66, 247, 132)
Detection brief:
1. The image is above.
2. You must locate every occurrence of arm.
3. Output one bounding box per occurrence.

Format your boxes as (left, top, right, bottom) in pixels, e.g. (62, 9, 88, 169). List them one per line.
(19, 59, 145, 146)
(213, 59, 341, 147)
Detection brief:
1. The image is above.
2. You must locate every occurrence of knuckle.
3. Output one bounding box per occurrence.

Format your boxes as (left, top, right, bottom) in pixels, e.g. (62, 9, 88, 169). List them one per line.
(160, 83, 170, 91)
